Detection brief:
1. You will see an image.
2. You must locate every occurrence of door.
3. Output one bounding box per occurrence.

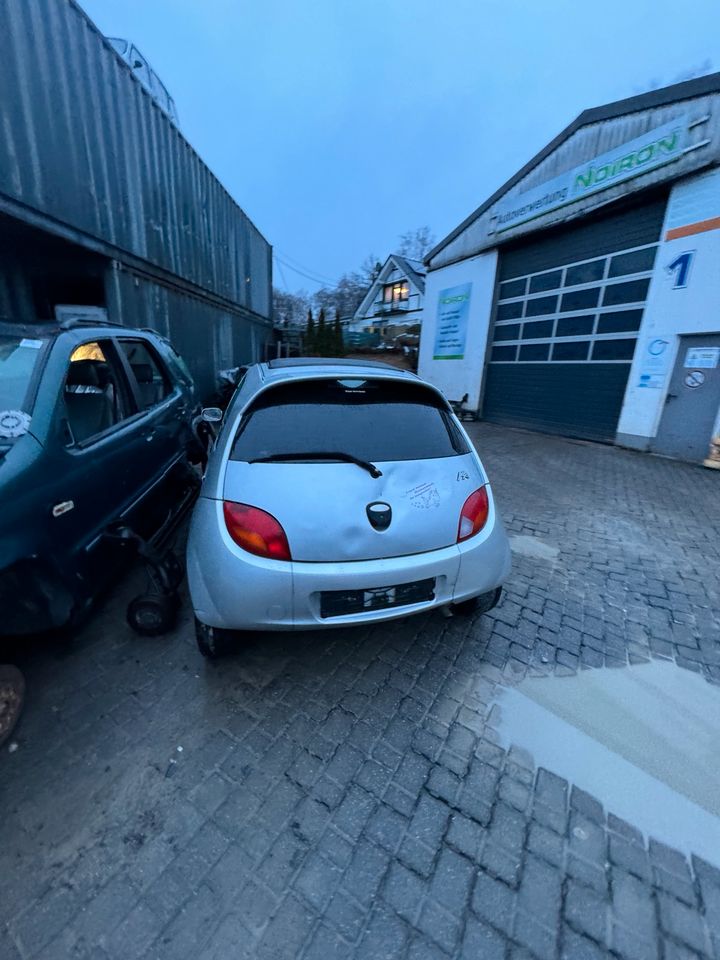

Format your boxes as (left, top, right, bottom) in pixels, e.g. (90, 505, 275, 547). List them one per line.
(115, 337, 189, 539)
(484, 197, 666, 441)
(652, 334, 720, 462)
(47, 339, 141, 595)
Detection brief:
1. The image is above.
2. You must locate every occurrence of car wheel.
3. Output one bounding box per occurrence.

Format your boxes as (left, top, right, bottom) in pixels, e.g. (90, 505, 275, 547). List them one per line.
(126, 594, 178, 636)
(194, 618, 236, 659)
(452, 587, 502, 617)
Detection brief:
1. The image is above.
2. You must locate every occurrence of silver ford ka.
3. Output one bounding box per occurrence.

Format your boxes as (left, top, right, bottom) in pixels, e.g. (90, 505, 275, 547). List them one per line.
(187, 359, 511, 657)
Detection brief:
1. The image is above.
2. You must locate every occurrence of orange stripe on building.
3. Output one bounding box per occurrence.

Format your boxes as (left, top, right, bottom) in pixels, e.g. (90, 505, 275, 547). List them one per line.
(665, 216, 720, 241)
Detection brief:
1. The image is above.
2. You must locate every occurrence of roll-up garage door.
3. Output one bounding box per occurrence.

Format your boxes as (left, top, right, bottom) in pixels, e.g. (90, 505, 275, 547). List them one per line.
(482, 196, 667, 442)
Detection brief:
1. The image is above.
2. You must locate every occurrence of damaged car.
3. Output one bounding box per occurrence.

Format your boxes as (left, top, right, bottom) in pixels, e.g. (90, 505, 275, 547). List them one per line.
(0, 320, 203, 639)
(187, 358, 511, 657)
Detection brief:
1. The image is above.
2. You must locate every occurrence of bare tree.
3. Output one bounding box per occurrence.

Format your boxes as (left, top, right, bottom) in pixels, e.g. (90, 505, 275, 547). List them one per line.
(397, 226, 436, 261)
(272, 288, 311, 327)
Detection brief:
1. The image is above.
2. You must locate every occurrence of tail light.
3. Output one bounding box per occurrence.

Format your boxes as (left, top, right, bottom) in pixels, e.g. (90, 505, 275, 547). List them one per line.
(457, 486, 490, 542)
(223, 501, 291, 560)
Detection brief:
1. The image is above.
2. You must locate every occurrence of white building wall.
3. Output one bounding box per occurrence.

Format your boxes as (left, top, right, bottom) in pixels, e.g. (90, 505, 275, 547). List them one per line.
(617, 167, 720, 446)
(418, 251, 498, 407)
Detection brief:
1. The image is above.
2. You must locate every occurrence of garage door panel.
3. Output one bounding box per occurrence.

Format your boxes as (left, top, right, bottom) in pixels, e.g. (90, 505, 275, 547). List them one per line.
(484, 364, 632, 442)
(485, 197, 666, 442)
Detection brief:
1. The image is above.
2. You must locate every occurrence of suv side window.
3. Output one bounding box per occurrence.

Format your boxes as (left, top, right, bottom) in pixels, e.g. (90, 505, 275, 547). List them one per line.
(64, 341, 134, 445)
(119, 340, 172, 411)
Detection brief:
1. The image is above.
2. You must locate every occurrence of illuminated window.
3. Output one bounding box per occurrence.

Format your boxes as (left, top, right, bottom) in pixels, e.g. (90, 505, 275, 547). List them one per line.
(383, 281, 410, 304)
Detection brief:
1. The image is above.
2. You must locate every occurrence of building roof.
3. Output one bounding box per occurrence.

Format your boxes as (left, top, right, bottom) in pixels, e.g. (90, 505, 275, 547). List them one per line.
(426, 71, 720, 264)
(392, 255, 426, 295)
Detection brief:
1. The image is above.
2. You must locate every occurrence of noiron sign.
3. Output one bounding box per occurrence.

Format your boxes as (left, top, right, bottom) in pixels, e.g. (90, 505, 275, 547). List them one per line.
(494, 116, 688, 232)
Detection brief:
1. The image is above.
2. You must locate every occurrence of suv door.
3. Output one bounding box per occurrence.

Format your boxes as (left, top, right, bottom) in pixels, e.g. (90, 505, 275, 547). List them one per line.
(46, 338, 141, 598)
(115, 337, 190, 531)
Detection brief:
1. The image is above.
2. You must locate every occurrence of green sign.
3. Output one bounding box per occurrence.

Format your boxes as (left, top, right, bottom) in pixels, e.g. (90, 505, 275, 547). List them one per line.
(495, 116, 687, 232)
(433, 283, 472, 360)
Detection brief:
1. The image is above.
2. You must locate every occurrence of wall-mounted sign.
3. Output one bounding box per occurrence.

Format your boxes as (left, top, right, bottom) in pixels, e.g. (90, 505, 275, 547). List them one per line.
(637, 337, 671, 389)
(433, 283, 472, 360)
(494, 116, 687, 233)
(684, 371, 705, 388)
(667, 250, 695, 289)
(684, 346, 719, 368)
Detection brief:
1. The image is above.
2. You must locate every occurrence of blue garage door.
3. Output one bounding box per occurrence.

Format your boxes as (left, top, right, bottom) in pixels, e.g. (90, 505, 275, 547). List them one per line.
(483, 197, 666, 442)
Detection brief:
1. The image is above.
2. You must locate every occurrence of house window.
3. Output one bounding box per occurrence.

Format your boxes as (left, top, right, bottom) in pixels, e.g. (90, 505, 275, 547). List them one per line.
(383, 281, 410, 305)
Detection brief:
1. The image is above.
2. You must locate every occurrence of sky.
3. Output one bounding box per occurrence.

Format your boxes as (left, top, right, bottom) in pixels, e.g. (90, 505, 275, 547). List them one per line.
(80, 0, 718, 293)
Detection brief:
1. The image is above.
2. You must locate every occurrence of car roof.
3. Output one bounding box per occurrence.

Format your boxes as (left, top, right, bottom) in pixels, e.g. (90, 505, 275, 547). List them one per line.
(260, 357, 421, 383)
(0, 320, 166, 342)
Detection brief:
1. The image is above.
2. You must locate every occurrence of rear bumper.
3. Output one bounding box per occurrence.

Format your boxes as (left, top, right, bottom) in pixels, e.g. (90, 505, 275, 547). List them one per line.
(187, 497, 511, 631)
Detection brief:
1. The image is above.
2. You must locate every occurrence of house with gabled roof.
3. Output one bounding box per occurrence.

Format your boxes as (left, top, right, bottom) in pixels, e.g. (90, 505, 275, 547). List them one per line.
(348, 254, 426, 338)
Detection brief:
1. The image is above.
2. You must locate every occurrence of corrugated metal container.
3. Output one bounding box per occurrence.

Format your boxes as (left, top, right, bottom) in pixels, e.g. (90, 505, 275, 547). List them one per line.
(431, 88, 720, 268)
(106, 265, 268, 399)
(0, 0, 271, 318)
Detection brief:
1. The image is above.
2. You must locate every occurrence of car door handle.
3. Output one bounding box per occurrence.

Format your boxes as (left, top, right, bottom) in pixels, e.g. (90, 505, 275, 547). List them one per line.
(665, 393, 678, 404)
(144, 430, 156, 442)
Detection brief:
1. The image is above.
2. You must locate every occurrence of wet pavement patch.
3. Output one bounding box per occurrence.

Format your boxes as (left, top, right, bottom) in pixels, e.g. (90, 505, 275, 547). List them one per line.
(508, 534, 559, 562)
(493, 657, 720, 865)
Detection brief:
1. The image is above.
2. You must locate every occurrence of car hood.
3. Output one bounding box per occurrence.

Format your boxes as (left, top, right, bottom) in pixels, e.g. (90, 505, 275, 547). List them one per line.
(221, 452, 486, 562)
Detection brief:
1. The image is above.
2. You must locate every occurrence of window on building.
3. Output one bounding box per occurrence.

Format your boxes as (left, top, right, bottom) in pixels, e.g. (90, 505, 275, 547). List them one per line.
(498, 278, 526, 299)
(518, 342, 550, 361)
(552, 340, 590, 361)
(496, 301, 523, 321)
(522, 320, 554, 340)
(602, 278, 650, 306)
(591, 338, 637, 361)
(564, 259, 605, 286)
(525, 295, 558, 317)
(608, 247, 656, 277)
(491, 345, 517, 362)
(383, 281, 410, 305)
(596, 310, 643, 334)
(556, 315, 595, 337)
(560, 287, 601, 312)
(528, 270, 562, 293)
(493, 323, 521, 342)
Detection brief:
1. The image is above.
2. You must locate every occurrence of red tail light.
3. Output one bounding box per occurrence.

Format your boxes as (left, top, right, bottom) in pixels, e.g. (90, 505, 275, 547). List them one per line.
(457, 486, 489, 542)
(223, 501, 291, 560)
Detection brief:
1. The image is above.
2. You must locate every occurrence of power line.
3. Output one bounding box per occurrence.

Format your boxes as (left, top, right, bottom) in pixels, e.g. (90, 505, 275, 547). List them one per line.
(274, 255, 332, 287)
(275, 249, 336, 286)
(273, 256, 291, 292)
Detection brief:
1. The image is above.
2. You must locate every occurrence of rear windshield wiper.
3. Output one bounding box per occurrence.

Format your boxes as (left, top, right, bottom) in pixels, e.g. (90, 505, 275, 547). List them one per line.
(248, 451, 382, 478)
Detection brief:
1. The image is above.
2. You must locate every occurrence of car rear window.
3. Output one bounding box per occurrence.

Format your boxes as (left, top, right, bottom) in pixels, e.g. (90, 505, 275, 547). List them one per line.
(230, 378, 470, 463)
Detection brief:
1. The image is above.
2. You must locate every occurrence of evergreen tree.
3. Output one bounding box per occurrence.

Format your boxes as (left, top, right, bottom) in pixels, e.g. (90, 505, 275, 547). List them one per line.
(305, 308, 315, 355)
(333, 310, 344, 356)
(317, 307, 327, 356)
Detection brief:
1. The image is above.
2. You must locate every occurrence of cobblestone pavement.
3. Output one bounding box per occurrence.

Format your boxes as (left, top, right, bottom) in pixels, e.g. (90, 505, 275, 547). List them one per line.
(2, 423, 720, 960)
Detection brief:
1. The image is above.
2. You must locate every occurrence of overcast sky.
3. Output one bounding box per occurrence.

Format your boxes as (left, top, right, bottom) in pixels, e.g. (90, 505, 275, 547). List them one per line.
(81, 0, 717, 292)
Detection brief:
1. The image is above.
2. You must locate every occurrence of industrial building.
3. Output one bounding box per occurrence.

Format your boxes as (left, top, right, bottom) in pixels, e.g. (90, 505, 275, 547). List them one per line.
(0, 0, 272, 399)
(418, 74, 720, 463)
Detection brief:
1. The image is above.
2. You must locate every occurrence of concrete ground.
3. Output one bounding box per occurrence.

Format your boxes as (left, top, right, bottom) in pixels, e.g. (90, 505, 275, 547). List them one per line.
(1, 422, 719, 960)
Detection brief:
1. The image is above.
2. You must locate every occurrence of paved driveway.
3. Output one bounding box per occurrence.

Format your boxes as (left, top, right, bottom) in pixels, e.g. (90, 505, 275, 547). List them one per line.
(2, 423, 719, 960)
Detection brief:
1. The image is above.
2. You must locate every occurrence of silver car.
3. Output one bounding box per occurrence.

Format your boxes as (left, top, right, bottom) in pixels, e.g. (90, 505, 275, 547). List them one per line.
(187, 359, 511, 657)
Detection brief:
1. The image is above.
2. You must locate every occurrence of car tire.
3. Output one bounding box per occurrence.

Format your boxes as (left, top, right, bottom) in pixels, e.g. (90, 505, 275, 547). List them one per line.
(127, 594, 178, 636)
(451, 586, 502, 617)
(194, 618, 236, 659)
